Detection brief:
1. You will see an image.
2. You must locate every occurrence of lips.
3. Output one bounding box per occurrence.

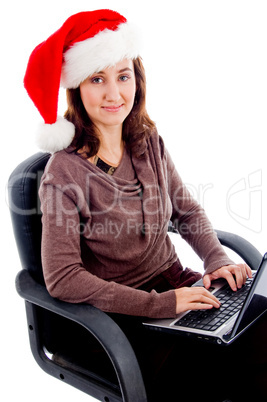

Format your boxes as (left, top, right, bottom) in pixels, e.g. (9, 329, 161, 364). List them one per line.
(101, 104, 123, 112)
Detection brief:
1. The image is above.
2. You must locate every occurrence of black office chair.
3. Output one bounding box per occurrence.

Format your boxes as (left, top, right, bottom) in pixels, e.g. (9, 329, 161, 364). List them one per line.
(8, 152, 262, 402)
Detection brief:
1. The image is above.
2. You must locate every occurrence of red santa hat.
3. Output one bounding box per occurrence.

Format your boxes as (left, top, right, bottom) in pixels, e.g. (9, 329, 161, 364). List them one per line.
(24, 10, 141, 153)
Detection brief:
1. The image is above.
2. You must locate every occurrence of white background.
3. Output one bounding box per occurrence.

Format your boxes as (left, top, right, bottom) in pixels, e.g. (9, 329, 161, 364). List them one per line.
(1, 1, 266, 400)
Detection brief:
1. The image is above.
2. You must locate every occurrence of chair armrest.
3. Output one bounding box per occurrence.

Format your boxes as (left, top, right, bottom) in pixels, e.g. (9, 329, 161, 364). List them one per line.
(215, 229, 262, 270)
(16, 269, 147, 402)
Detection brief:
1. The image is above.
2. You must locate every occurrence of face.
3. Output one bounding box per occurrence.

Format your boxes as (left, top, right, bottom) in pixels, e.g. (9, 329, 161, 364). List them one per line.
(80, 59, 136, 133)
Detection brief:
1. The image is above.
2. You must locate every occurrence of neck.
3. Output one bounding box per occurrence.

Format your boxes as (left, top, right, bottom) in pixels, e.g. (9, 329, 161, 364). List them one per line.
(97, 124, 124, 166)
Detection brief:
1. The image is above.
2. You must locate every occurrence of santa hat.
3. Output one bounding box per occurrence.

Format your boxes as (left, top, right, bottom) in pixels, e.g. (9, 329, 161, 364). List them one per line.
(24, 10, 140, 153)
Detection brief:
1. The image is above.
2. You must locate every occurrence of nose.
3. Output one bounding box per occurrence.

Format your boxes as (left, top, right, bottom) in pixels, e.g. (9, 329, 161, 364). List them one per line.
(104, 80, 120, 102)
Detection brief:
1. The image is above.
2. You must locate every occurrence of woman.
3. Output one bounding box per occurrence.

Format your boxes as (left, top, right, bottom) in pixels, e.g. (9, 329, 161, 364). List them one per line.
(24, 10, 265, 401)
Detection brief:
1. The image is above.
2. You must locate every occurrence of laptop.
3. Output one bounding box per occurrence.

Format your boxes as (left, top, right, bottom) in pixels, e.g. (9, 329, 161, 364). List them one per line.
(143, 253, 267, 345)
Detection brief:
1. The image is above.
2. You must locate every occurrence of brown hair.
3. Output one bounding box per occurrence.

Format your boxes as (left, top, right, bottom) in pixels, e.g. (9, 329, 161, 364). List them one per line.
(64, 57, 156, 158)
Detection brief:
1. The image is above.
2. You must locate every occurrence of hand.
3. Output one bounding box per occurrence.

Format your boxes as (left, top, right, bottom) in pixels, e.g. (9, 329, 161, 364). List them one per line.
(175, 287, 221, 315)
(203, 263, 252, 292)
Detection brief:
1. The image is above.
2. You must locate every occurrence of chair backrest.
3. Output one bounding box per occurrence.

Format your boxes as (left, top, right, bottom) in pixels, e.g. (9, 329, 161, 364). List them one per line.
(8, 152, 50, 285)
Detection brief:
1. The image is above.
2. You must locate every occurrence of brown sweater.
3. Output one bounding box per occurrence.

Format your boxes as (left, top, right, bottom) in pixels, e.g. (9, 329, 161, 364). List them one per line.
(39, 131, 233, 318)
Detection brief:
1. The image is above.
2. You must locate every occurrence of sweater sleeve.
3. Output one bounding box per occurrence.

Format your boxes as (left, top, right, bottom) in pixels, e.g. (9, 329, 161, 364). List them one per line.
(165, 148, 234, 274)
(39, 179, 177, 319)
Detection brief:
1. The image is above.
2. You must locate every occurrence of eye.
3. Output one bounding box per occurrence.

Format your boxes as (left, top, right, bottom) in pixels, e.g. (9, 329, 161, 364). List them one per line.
(119, 75, 130, 82)
(91, 76, 104, 84)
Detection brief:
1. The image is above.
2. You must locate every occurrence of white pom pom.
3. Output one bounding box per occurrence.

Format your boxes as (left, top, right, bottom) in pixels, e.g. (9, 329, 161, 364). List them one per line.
(36, 117, 75, 153)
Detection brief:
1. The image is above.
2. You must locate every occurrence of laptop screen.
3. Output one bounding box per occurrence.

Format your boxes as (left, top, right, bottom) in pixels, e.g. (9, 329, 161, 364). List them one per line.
(227, 253, 267, 340)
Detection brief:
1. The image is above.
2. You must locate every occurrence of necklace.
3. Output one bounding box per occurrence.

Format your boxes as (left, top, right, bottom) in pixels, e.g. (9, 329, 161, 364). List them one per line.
(96, 152, 121, 167)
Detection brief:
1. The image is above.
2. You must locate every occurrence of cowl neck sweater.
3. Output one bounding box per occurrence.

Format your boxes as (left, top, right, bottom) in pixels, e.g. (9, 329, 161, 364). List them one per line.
(39, 131, 233, 318)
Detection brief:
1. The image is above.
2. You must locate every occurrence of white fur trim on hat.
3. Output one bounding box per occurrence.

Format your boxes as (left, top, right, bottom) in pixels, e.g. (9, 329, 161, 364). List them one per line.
(36, 117, 75, 153)
(61, 22, 140, 89)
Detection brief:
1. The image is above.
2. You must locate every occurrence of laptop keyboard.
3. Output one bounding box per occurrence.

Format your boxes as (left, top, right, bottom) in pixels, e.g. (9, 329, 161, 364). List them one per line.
(174, 274, 255, 332)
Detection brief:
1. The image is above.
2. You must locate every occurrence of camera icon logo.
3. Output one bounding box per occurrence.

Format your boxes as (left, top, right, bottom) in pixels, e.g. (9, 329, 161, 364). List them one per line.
(226, 170, 262, 233)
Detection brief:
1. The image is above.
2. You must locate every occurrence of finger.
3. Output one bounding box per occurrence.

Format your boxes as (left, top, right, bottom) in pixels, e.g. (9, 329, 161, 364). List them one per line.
(189, 303, 214, 311)
(203, 275, 211, 289)
(241, 263, 249, 284)
(245, 263, 253, 278)
(191, 288, 221, 308)
(221, 270, 238, 291)
(233, 265, 245, 289)
(233, 264, 249, 288)
(200, 295, 220, 308)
